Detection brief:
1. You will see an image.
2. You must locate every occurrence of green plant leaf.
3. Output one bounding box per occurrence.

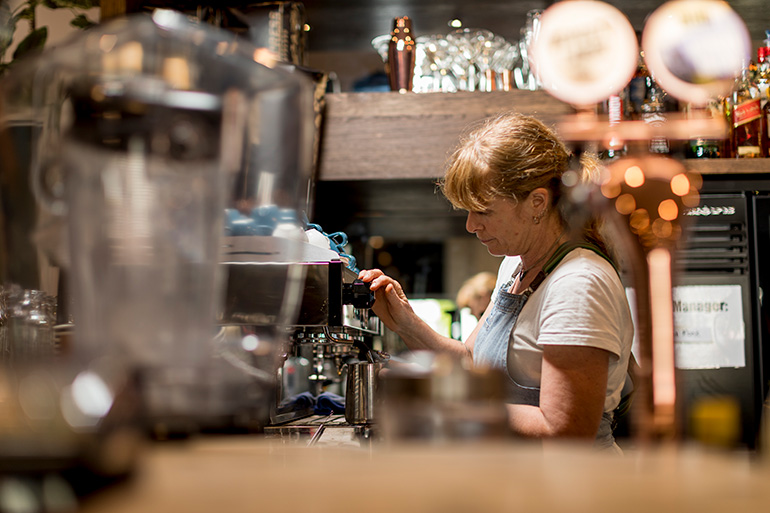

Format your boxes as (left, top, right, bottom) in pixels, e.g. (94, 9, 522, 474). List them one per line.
(15, 7, 36, 21)
(41, 0, 59, 8)
(70, 13, 95, 29)
(12, 26, 47, 60)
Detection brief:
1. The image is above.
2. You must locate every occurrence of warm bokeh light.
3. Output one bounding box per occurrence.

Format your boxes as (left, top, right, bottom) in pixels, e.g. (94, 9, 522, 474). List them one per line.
(652, 218, 674, 239)
(601, 182, 621, 199)
(369, 235, 385, 249)
(683, 190, 700, 208)
(562, 170, 579, 188)
(162, 57, 190, 89)
(215, 41, 229, 55)
(658, 199, 679, 221)
(99, 34, 118, 53)
(377, 251, 393, 267)
(615, 193, 636, 215)
(670, 173, 690, 196)
(689, 172, 703, 190)
(624, 165, 645, 188)
(118, 41, 143, 72)
(253, 48, 277, 67)
(629, 209, 651, 232)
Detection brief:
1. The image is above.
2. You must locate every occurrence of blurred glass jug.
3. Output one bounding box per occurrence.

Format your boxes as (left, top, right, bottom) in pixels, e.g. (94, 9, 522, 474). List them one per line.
(0, 10, 315, 433)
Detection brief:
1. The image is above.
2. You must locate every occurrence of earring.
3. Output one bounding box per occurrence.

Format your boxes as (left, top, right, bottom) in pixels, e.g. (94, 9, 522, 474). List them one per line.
(533, 210, 545, 224)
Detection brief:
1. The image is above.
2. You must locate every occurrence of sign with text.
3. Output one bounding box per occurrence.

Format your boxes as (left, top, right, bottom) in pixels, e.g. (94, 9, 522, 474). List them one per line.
(673, 284, 746, 369)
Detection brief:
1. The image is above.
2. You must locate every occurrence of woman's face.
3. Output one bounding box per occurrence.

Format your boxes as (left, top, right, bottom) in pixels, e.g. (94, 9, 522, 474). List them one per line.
(465, 197, 532, 257)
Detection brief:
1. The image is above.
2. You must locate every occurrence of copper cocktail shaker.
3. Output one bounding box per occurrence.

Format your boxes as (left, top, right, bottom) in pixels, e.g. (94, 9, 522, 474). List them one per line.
(387, 16, 416, 93)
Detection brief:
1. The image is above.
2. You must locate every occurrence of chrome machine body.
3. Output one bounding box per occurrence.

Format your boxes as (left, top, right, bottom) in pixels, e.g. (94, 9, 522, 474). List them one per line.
(218, 234, 382, 435)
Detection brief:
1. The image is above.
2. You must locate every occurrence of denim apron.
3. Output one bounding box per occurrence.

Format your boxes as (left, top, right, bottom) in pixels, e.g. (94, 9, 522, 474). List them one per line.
(473, 247, 617, 450)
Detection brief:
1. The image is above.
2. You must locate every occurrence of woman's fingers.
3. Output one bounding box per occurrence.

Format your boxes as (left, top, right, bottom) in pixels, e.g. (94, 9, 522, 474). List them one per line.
(364, 274, 394, 292)
(358, 268, 383, 282)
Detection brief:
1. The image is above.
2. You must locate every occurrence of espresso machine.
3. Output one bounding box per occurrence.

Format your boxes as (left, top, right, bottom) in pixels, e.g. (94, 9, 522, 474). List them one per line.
(218, 229, 383, 441)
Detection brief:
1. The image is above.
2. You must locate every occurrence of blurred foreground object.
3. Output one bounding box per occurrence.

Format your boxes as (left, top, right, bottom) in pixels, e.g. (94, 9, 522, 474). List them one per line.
(534, 0, 750, 446)
(596, 154, 702, 442)
(529, 0, 638, 109)
(378, 352, 510, 443)
(641, 0, 751, 107)
(0, 10, 315, 499)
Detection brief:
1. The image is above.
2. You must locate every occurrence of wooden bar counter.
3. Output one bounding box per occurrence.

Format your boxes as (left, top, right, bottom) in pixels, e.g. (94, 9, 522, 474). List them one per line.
(81, 436, 770, 513)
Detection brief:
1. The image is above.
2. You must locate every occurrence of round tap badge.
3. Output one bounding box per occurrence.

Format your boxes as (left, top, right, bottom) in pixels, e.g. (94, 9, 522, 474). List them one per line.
(642, 0, 750, 106)
(530, 0, 638, 107)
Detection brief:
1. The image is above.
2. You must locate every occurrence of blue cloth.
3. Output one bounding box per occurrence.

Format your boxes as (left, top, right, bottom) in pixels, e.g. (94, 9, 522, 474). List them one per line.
(314, 392, 345, 415)
(278, 391, 315, 412)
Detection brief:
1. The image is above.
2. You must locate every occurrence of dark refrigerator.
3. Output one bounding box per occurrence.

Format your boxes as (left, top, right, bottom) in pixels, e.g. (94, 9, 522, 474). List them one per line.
(673, 191, 769, 448)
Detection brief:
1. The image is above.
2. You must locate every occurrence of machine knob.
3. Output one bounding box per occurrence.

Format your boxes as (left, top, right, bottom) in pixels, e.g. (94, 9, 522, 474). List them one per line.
(342, 280, 375, 309)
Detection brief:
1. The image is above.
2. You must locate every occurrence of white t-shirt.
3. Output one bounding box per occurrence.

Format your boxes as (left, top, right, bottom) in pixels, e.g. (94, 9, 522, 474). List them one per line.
(495, 249, 633, 413)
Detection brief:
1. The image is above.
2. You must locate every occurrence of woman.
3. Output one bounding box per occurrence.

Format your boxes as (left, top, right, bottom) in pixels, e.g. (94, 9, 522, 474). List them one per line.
(359, 113, 633, 451)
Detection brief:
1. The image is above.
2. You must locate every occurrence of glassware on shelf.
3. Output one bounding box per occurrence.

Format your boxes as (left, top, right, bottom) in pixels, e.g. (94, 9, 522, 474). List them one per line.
(0, 285, 57, 363)
(372, 25, 519, 93)
(514, 9, 542, 91)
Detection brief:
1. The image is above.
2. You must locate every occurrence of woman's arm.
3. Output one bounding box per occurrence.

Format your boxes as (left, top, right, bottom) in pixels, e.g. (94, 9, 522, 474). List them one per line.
(506, 345, 610, 439)
(359, 268, 477, 359)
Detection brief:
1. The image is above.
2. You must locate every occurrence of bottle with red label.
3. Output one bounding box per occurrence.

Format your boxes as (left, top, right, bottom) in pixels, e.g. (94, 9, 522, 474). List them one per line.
(729, 60, 764, 158)
(757, 30, 770, 156)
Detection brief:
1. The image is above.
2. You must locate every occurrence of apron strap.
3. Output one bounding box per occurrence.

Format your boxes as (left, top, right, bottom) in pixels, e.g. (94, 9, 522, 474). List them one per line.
(521, 241, 616, 299)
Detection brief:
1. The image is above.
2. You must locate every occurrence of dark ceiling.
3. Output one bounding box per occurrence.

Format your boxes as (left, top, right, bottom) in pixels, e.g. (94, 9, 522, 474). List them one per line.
(302, 0, 770, 53)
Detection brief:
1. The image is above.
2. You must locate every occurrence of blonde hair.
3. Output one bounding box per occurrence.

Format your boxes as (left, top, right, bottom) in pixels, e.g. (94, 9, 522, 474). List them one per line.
(440, 112, 610, 259)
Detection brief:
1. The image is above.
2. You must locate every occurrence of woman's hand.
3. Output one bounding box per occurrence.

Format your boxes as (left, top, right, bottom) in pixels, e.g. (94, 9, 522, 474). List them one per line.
(358, 269, 416, 334)
(359, 269, 471, 358)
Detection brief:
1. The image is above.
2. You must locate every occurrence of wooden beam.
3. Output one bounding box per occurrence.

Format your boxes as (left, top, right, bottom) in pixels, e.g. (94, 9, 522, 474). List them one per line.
(100, 0, 145, 21)
(99, 0, 126, 21)
(317, 90, 575, 181)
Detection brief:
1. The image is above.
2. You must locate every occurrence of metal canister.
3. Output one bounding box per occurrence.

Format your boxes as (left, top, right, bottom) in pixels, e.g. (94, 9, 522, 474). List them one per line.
(345, 361, 382, 425)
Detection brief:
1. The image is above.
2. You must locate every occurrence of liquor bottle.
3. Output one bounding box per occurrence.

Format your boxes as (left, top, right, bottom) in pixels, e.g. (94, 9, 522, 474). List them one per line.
(684, 100, 726, 159)
(730, 60, 763, 158)
(598, 94, 627, 161)
(387, 16, 416, 93)
(757, 30, 770, 156)
(625, 50, 650, 121)
(722, 96, 735, 158)
(641, 78, 670, 154)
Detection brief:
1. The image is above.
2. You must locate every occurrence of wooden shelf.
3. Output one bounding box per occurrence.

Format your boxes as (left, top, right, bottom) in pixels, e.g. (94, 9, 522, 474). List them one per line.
(684, 158, 770, 176)
(317, 90, 574, 181)
(317, 90, 770, 181)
